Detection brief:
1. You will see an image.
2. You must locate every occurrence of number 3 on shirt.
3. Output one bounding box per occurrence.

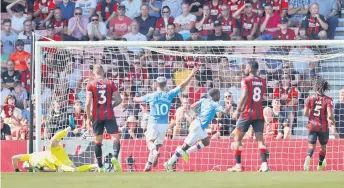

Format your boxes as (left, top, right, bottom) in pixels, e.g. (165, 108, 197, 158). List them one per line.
(98, 90, 107, 104)
(155, 104, 168, 115)
(253, 87, 261, 102)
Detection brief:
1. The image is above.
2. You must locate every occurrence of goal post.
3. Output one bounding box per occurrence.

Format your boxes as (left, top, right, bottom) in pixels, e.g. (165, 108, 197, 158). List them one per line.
(34, 40, 344, 172)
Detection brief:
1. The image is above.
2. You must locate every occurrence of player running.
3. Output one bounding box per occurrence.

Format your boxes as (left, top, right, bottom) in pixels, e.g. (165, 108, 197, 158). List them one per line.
(228, 60, 269, 172)
(303, 77, 335, 171)
(12, 127, 98, 172)
(86, 64, 123, 172)
(164, 88, 231, 171)
(133, 67, 197, 172)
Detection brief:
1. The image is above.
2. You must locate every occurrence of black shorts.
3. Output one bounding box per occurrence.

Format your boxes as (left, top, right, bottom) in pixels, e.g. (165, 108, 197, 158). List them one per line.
(93, 118, 119, 136)
(308, 131, 329, 145)
(236, 118, 264, 133)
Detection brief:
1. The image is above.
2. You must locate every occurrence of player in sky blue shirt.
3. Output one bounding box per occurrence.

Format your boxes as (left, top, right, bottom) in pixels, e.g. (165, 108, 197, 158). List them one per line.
(134, 66, 197, 172)
(165, 88, 231, 171)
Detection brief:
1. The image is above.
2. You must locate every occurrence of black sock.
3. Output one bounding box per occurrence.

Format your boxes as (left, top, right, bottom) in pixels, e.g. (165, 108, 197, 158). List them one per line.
(95, 142, 103, 168)
(307, 149, 314, 158)
(234, 150, 241, 164)
(113, 141, 121, 159)
(260, 149, 267, 163)
(319, 151, 326, 166)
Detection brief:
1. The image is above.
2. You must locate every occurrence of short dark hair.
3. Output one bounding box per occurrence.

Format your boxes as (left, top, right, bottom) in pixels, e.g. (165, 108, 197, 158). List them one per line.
(167, 23, 175, 28)
(247, 60, 259, 71)
(314, 76, 331, 94)
(162, 6, 170, 11)
(14, 81, 22, 88)
(2, 19, 11, 24)
(208, 88, 220, 98)
(91, 13, 99, 18)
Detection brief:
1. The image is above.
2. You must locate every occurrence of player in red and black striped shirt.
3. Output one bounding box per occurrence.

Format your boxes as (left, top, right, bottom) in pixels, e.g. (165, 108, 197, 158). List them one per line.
(86, 64, 123, 172)
(229, 61, 269, 172)
(303, 77, 335, 171)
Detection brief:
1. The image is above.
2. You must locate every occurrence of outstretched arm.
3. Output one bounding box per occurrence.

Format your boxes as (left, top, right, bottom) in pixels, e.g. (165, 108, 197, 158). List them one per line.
(12, 154, 25, 171)
(178, 66, 198, 90)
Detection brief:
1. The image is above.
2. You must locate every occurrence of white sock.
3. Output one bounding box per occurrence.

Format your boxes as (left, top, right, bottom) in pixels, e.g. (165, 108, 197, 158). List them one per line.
(147, 141, 158, 155)
(167, 146, 184, 165)
(186, 142, 205, 155)
(236, 163, 241, 168)
(261, 162, 267, 168)
(147, 151, 153, 165)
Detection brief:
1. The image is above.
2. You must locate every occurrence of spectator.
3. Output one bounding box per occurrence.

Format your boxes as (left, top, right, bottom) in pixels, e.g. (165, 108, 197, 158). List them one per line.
(1, 117, 12, 140)
(1, 41, 10, 71)
(149, 57, 172, 80)
(138, 103, 149, 130)
(122, 20, 147, 53)
(174, 2, 197, 40)
(56, 0, 76, 20)
(121, 116, 144, 139)
(151, 30, 162, 41)
(33, 0, 56, 29)
(9, 40, 30, 72)
(41, 83, 52, 107)
(148, 0, 162, 18)
(227, 0, 245, 16)
(87, 14, 107, 41)
(1, 60, 21, 91)
(313, 0, 338, 39)
(120, 0, 142, 19)
(274, 17, 296, 41)
(127, 58, 150, 94)
(207, 0, 224, 20)
(288, 0, 312, 27)
(11, 81, 28, 110)
(186, 0, 205, 16)
(96, 0, 118, 24)
(45, 101, 68, 137)
(281, 61, 300, 87)
(301, 3, 328, 40)
(1, 19, 18, 55)
(195, 5, 214, 39)
(67, 7, 89, 41)
(1, 84, 11, 106)
(295, 27, 309, 40)
(185, 27, 205, 40)
(262, 0, 288, 17)
(41, 24, 62, 41)
(114, 91, 137, 127)
(258, 3, 281, 40)
(70, 100, 88, 137)
(219, 5, 239, 38)
(173, 97, 194, 138)
(17, 20, 34, 53)
(334, 88, 344, 138)
(160, 23, 184, 41)
(155, 6, 174, 35)
(60, 62, 82, 90)
(273, 74, 298, 138)
(50, 7, 68, 38)
(162, 0, 183, 18)
(6, 0, 28, 33)
(218, 92, 237, 136)
(135, 4, 156, 38)
(1, 95, 23, 136)
(233, 1, 259, 40)
(108, 5, 132, 40)
(20, 59, 31, 97)
(195, 61, 213, 88)
(207, 20, 230, 41)
(75, 0, 97, 18)
(249, 0, 264, 16)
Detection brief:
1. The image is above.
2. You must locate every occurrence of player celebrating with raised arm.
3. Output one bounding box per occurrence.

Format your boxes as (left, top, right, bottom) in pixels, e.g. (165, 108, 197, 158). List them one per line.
(228, 60, 269, 172)
(164, 88, 232, 171)
(133, 67, 197, 172)
(12, 127, 98, 172)
(303, 77, 335, 171)
(85, 64, 123, 172)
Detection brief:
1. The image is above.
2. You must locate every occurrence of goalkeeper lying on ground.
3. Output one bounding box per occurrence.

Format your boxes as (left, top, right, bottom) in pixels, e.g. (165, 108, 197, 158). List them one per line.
(12, 127, 98, 172)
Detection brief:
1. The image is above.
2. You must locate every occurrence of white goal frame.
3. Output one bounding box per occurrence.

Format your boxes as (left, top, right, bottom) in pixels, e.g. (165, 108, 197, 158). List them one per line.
(34, 40, 344, 152)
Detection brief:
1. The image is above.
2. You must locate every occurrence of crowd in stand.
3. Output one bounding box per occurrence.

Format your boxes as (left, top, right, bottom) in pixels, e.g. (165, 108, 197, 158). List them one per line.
(1, 0, 343, 141)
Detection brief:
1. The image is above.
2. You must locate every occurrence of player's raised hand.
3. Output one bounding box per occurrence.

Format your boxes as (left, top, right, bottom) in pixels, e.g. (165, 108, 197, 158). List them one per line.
(191, 65, 198, 75)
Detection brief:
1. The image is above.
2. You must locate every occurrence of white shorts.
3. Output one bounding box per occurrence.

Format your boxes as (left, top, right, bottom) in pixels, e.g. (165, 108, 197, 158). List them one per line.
(184, 119, 208, 146)
(145, 123, 168, 145)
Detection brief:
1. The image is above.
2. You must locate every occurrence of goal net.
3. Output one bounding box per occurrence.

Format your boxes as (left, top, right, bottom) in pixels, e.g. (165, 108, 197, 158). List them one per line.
(34, 40, 344, 172)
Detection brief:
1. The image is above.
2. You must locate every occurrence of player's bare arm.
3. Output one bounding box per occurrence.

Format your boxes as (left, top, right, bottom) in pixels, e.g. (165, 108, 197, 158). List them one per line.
(12, 154, 25, 171)
(233, 87, 248, 120)
(112, 92, 122, 107)
(304, 106, 310, 117)
(85, 92, 93, 123)
(133, 96, 144, 103)
(178, 66, 198, 89)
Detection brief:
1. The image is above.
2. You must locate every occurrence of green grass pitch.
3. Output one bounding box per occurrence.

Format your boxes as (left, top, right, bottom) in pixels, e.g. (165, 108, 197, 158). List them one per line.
(2, 172, 344, 188)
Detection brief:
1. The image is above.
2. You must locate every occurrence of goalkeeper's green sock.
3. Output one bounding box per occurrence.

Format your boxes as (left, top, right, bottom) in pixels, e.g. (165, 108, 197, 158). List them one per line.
(76, 164, 97, 172)
(53, 127, 70, 141)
